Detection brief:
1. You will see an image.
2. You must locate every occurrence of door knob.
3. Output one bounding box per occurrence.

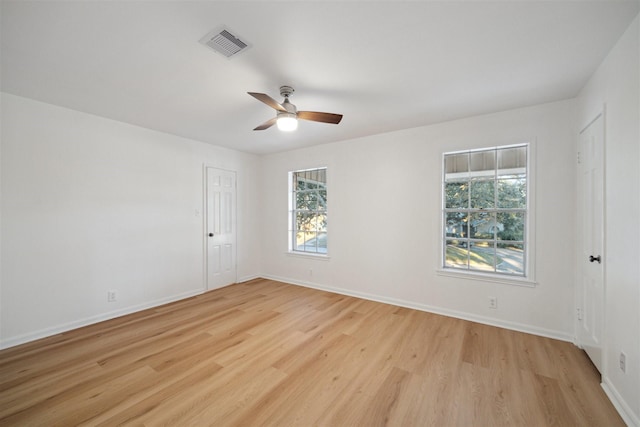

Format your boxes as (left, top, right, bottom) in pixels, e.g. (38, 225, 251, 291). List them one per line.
(208, 233, 214, 237)
(589, 255, 601, 263)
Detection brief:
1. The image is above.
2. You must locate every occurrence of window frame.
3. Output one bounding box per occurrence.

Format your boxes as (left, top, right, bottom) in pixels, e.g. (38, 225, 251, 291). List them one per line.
(288, 167, 329, 257)
(439, 142, 536, 285)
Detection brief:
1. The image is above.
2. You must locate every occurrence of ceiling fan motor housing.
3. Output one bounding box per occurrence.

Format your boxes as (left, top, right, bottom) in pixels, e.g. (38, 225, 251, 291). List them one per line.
(279, 85, 295, 98)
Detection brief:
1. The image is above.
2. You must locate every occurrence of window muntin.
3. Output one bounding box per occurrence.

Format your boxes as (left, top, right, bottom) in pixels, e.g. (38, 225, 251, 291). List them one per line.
(443, 145, 528, 276)
(289, 168, 327, 254)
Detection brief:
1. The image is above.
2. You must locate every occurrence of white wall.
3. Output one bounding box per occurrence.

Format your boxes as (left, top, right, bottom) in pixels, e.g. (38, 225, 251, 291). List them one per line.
(261, 99, 577, 341)
(577, 15, 640, 426)
(0, 93, 261, 348)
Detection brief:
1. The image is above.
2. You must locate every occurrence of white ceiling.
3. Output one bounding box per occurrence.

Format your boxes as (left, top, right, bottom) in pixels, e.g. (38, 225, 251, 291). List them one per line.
(2, 1, 638, 155)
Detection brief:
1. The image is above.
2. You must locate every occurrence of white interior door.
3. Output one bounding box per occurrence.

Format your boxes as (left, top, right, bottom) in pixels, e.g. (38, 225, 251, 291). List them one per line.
(206, 167, 237, 290)
(577, 113, 605, 373)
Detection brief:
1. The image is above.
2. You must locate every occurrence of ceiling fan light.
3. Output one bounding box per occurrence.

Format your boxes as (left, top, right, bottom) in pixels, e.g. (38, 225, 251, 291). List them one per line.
(277, 115, 298, 131)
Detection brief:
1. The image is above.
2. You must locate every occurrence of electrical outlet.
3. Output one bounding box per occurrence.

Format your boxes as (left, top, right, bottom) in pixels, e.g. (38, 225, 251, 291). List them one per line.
(619, 352, 626, 373)
(488, 296, 497, 309)
(107, 290, 117, 302)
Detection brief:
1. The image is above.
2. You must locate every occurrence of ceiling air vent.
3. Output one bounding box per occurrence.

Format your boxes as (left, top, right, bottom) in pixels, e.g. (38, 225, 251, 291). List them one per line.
(199, 27, 251, 59)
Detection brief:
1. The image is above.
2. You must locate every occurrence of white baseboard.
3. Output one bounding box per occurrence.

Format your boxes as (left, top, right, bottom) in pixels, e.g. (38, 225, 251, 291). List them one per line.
(237, 274, 261, 283)
(1, 274, 573, 349)
(0, 288, 206, 350)
(261, 274, 574, 343)
(602, 378, 640, 427)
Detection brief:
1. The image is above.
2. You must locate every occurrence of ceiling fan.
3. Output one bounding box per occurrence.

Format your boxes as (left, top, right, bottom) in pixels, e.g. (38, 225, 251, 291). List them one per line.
(248, 86, 343, 132)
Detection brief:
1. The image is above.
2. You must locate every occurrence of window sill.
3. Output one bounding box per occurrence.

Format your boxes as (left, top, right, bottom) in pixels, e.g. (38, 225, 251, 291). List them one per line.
(436, 269, 536, 287)
(286, 251, 331, 261)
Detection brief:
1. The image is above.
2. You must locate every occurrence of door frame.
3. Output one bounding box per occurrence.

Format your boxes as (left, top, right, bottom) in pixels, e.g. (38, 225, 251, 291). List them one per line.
(203, 164, 238, 291)
(575, 108, 606, 374)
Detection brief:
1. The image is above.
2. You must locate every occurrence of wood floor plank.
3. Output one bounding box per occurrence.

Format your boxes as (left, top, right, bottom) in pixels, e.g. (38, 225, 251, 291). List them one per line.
(0, 279, 625, 426)
(91, 356, 225, 426)
(231, 333, 363, 426)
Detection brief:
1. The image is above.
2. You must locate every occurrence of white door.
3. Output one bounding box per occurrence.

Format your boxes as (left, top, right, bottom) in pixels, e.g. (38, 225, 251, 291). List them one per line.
(206, 167, 237, 290)
(577, 113, 605, 373)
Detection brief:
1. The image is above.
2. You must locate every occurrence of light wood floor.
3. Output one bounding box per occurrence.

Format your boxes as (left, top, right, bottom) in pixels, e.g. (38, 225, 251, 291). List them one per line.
(0, 278, 623, 426)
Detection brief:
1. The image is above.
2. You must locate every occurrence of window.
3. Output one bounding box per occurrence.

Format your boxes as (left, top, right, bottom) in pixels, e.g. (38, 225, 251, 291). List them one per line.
(443, 144, 528, 276)
(289, 167, 327, 254)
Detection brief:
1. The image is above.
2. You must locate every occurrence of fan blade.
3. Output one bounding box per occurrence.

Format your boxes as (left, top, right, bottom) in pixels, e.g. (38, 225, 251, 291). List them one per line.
(253, 117, 277, 131)
(248, 92, 286, 112)
(297, 111, 343, 124)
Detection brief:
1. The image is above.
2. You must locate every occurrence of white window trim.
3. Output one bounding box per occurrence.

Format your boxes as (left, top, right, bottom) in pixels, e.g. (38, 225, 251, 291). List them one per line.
(439, 141, 536, 285)
(436, 268, 536, 287)
(286, 251, 331, 260)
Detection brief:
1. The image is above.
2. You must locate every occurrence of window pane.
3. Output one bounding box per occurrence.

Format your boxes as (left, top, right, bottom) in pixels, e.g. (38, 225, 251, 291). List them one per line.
(498, 146, 526, 177)
(445, 212, 468, 239)
(496, 242, 524, 275)
(296, 231, 328, 254)
(445, 153, 469, 176)
(316, 232, 328, 253)
(445, 242, 469, 269)
(470, 212, 496, 239)
(296, 211, 315, 232)
(300, 231, 318, 252)
(316, 214, 328, 232)
(469, 241, 495, 271)
(470, 150, 495, 174)
(445, 181, 468, 209)
(297, 191, 314, 209)
(306, 168, 325, 185)
(496, 212, 525, 241)
(470, 180, 494, 209)
(497, 178, 526, 208)
(317, 188, 327, 207)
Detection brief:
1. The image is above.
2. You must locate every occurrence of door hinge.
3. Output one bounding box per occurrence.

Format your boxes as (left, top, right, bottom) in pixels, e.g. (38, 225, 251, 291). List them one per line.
(576, 308, 582, 321)
(577, 151, 581, 165)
